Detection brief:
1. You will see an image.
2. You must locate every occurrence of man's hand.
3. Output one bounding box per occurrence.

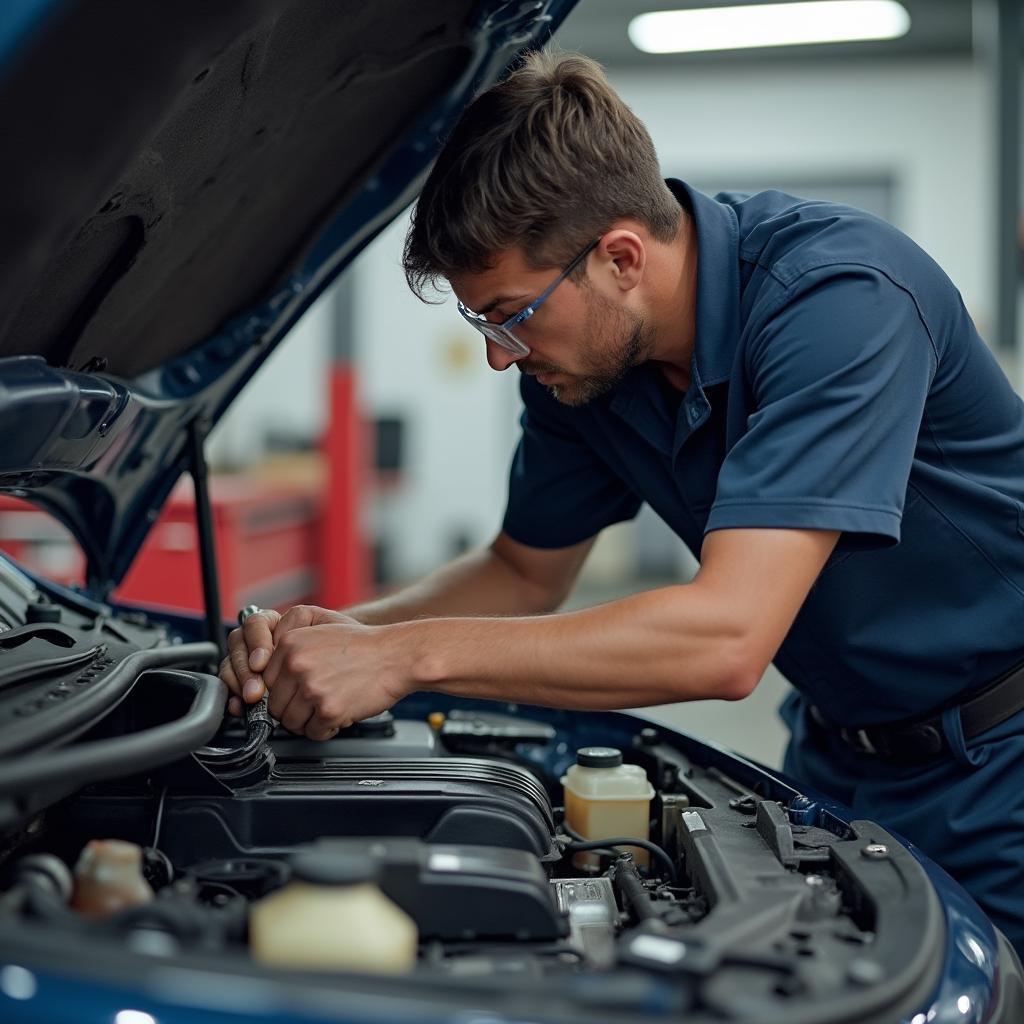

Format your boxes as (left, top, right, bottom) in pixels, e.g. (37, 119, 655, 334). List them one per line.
(220, 608, 280, 717)
(218, 605, 357, 718)
(262, 616, 414, 740)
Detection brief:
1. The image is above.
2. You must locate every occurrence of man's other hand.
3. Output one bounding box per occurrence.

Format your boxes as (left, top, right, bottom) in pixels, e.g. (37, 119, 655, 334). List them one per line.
(262, 616, 411, 740)
(218, 605, 366, 720)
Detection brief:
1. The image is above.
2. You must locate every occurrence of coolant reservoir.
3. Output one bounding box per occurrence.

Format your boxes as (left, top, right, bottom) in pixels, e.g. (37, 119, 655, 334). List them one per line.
(249, 851, 417, 973)
(71, 839, 154, 918)
(562, 747, 655, 867)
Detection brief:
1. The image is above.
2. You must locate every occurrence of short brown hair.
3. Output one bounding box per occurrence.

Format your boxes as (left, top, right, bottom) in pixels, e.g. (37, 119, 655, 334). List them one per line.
(403, 50, 681, 301)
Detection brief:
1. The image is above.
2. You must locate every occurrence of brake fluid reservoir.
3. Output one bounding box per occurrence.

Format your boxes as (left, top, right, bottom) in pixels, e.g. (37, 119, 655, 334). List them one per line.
(249, 852, 416, 973)
(562, 747, 655, 867)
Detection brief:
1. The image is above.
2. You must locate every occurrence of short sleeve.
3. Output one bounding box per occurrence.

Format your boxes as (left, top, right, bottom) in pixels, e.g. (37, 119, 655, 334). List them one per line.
(706, 268, 937, 548)
(502, 376, 642, 548)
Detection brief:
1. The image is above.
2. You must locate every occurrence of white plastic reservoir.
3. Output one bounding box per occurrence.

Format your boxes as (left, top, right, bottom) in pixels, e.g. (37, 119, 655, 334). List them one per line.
(561, 746, 655, 867)
(250, 851, 417, 973)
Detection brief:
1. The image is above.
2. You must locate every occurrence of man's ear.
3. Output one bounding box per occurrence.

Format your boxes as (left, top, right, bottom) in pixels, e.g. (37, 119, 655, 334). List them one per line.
(596, 229, 645, 293)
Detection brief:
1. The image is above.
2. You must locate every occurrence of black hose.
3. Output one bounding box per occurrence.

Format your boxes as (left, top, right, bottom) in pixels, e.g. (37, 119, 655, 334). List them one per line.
(195, 694, 273, 770)
(565, 837, 677, 883)
(152, 786, 168, 848)
(611, 855, 663, 922)
(0, 671, 224, 797)
(560, 820, 677, 883)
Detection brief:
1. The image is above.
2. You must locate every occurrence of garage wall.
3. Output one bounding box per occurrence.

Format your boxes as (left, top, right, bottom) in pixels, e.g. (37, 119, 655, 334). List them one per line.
(209, 290, 333, 469)
(612, 58, 993, 337)
(352, 215, 523, 580)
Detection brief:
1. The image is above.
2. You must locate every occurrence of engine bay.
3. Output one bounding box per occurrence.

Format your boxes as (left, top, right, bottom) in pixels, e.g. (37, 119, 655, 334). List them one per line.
(0, 558, 945, 1023)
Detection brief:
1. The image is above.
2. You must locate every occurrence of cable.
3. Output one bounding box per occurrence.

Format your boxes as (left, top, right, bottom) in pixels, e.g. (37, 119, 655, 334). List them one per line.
(194, 694, 273, 774)
(560, 820, 646, 869)
(563, 836, 678, 884)
(561, 819, 676, 877)
(152, 786, 168, 848)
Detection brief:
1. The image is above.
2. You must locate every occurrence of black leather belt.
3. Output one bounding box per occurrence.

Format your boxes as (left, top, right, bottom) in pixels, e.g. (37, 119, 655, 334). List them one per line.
(808, 657, 1024, 764)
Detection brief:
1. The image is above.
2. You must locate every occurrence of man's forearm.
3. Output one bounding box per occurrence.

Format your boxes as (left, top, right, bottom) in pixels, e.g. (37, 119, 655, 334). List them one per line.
(251, 528, 826, 735)
(340, 546, 559, 626)
(390, 583, 759, 710)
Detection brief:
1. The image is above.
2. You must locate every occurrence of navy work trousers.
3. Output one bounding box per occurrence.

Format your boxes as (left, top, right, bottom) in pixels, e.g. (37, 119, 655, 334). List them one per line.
(781, 691, 1024, 959)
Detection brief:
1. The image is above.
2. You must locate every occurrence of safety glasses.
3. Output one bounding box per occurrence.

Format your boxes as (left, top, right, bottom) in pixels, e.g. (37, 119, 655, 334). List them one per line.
(457, 238, 600, 356)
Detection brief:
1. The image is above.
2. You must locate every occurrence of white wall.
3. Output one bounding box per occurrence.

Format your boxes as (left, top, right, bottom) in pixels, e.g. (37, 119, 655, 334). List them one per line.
(612, 57, 993, 337)
(353, 216, 522, 579)
(208, 289, 333, 469)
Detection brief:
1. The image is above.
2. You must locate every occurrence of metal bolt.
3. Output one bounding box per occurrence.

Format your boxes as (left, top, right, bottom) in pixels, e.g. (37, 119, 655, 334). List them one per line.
(861, 843, 889, 859)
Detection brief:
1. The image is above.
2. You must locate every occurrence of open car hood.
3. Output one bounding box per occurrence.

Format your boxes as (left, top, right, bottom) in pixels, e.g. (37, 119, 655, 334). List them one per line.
(0, 0, 575, 595)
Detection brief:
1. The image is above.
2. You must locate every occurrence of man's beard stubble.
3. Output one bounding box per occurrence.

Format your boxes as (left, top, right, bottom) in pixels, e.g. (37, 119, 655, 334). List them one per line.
(520, 292, 651, 408)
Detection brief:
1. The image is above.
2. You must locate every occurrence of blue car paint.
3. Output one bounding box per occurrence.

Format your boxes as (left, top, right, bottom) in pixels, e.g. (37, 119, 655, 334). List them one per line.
(0, 963, 469, 1024)
(1, 959, 683, 1024)
(0, 0, 63, 72)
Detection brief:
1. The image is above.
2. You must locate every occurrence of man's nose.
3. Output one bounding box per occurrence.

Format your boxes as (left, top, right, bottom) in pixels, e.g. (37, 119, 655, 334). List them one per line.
(485, 339, 525, 372)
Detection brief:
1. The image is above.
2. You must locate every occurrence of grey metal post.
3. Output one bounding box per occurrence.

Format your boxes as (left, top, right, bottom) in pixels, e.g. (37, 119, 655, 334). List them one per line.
(989, 0, 1021, 352)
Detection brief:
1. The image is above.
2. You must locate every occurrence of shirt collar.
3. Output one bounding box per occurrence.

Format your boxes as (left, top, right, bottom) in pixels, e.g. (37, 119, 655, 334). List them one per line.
(667, 179, 742, 389)
(608, 181, 741, 455)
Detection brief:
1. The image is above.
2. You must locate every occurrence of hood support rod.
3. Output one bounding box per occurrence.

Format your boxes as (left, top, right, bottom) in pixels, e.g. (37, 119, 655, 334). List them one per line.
(187, 417, 225, 662)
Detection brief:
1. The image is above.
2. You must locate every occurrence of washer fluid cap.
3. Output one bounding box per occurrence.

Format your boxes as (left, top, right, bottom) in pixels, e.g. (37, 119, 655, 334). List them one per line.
(576, 746, 623, 768)
(291, 850, 380, 887)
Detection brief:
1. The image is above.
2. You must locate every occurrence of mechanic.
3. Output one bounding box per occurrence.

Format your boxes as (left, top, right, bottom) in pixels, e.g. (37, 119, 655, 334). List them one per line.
(221, 52, 1024, 955)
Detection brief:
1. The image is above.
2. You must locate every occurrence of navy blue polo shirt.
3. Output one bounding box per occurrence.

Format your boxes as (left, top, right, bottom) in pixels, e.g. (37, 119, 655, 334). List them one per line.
(502, 179, 1024, 727)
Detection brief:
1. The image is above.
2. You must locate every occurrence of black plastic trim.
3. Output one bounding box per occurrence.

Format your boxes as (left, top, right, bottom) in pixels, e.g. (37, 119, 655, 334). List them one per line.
(0, 640, 218, 757)
(0, 668, 225, 796)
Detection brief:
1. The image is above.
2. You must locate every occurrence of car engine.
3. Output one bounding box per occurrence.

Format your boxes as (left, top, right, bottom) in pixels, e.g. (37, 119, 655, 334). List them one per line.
(0, 557, 947, 1023)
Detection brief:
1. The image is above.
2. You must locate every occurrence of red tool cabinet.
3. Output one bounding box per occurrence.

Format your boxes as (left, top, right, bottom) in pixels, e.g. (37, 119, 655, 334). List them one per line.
(0, 476, 324, 618)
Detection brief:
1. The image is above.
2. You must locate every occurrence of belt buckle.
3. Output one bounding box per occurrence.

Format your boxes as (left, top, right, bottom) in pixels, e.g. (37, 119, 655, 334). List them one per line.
(840, 726, 878, 755)
(906, 723, 945, 758)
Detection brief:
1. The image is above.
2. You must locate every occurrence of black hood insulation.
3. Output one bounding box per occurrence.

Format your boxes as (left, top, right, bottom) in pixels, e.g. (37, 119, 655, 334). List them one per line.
(0, 0, 474, 378)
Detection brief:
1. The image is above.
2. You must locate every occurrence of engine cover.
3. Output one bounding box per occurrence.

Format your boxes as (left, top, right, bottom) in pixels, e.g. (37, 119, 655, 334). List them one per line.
(69, 755, 557, 864)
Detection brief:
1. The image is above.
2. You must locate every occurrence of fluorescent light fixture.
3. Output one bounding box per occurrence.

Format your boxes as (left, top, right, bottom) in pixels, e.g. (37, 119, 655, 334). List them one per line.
(628, 1, 911, 54)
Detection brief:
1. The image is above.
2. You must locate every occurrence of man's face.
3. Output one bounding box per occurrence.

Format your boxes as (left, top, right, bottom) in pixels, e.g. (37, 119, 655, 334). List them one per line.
(451, 246, 651, 407)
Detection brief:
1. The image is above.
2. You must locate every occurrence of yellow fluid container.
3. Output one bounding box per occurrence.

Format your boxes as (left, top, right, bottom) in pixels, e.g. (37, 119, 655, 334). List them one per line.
(249, 852, 417, 973)
(561, 747, 655, 868)
(71, 839, 154, 918)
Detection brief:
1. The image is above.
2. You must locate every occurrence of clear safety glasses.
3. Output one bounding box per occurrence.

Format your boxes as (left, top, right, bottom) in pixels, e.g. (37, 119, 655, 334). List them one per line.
(456, 238, 600, 356)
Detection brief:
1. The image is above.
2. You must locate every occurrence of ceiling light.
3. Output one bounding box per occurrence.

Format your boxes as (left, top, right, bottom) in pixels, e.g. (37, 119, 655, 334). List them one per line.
(628, 1, 911, 55)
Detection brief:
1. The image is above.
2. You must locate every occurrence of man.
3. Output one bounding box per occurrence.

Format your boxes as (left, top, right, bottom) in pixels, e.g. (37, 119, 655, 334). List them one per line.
(221, 52, 1024, 954)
